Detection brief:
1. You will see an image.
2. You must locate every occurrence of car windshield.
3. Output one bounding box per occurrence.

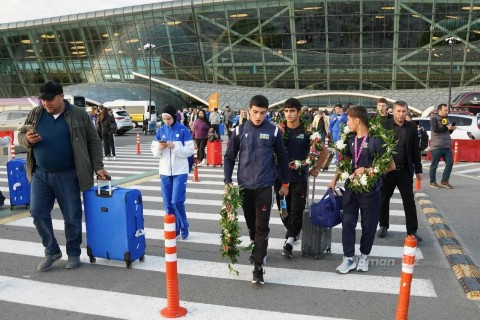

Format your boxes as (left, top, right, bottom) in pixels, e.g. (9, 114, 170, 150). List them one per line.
(116, 111, 130, 117)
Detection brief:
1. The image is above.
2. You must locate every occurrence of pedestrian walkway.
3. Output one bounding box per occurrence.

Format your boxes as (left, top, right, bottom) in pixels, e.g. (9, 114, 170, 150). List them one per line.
(0, 145, 462, 319)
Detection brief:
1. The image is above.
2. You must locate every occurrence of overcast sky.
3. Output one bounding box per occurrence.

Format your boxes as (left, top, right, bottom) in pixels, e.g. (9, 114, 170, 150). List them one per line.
(0, 0, 164, 24)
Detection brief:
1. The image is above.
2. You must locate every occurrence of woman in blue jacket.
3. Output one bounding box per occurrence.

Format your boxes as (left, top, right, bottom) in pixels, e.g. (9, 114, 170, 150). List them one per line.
(151, 105, 195, 239)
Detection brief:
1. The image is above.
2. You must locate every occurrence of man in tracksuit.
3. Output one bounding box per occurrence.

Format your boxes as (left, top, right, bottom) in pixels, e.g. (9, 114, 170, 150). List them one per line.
(224, 95, 290, 285)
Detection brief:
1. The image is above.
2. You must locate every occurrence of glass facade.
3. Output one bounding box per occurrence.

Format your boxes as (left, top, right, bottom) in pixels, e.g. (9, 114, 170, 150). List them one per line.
(1, 0, 480, 98)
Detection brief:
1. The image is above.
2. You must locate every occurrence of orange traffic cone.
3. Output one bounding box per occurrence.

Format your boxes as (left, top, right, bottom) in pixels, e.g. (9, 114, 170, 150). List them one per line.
(10, 141, 15, 160)
(136, 133, 141, 155)
(160, 214, 187, 318)
(395, 235, 418, 320)
(453, 140, 458, 164)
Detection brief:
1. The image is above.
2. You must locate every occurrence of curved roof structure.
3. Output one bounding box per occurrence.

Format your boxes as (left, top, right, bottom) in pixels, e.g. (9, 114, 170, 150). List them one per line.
(1, 0, 480, 111)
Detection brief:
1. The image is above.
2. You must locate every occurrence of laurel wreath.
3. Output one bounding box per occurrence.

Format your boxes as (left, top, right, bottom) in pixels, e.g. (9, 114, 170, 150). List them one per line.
(279, 120, 324, 172)
(333, 116, 397, 193)
(220, 185, 253, 275)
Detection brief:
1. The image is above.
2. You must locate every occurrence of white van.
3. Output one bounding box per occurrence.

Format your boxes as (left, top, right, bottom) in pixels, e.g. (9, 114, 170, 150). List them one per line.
(103, 100, 156, 128)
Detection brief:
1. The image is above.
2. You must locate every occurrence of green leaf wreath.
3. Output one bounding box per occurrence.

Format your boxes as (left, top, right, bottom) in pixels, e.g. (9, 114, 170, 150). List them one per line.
(220, 185, 253, 275)
(333, 116, 397, 193)
(278, 120, 324, 172)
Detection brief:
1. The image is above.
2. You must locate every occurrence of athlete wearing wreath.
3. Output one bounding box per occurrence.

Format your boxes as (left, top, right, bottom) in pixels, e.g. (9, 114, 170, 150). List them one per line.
(274, 98, 328, 258)
(328, 106, 394, 274)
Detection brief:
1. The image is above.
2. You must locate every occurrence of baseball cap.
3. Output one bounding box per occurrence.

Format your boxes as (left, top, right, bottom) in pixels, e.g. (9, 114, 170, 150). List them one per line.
(39, 80, 63, 100)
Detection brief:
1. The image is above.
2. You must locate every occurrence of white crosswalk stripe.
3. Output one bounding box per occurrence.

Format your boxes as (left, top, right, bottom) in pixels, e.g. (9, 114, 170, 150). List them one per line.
(0, 146, 439, 319)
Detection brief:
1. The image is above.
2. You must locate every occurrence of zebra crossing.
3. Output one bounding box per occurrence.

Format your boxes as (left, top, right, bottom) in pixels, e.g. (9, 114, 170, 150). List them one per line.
(0, 145, 443, 319)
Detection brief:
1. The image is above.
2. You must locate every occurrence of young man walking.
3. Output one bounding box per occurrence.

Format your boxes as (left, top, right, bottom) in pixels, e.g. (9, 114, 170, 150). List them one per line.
(275, 98, 328, 258)
(224, 95, 290, 285)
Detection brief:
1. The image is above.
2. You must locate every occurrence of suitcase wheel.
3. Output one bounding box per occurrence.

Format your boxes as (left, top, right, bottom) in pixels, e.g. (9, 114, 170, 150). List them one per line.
(140, 255, 145, 262)
(10, 205, 14, 210)
(326, 247, 331, 253)
(315, 255, 320, 260)
(126, 261, 132, 268)
(89, 256, 96, 263)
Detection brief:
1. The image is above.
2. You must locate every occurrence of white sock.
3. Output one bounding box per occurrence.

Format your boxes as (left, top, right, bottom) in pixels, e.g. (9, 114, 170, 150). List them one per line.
(286, 237, 294, 245)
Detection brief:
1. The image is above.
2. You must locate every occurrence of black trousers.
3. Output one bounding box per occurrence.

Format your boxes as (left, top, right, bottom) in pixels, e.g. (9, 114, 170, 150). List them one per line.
(379, 167, 418, 235)
(274, 179, 307, 239)
(342, 188, 381, 257)
(102, 132, 115, 157)
(211, 124, 219, 136)
(241, 186, 273, 266)
(194, 138, 207, 161)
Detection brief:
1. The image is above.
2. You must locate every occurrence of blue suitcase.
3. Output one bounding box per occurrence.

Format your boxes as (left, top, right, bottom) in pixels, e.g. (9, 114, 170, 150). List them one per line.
(83, 181, 146, 268)
(7, 158, 31, 210)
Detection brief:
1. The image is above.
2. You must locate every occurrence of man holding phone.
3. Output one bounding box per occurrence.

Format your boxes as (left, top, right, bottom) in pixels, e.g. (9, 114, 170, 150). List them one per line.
(429, 103, 456, 189)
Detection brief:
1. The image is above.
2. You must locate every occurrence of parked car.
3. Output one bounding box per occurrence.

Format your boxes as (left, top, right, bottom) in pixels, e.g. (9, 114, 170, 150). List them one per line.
(445, 114, 480, 140)
(412, 117, 475, 140)
(451, 92, 480, 115)
(0, 110, 30, 132)
(111, 108, 133, 135)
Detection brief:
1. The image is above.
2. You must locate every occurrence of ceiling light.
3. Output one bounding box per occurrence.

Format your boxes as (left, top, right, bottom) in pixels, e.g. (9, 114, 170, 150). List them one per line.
(71, 51, 86, 55)
(229, 13, 249, 18)
(412, 14, 421, 18)
(70, 46, 85, 49)
(381, 6, 395, 10)
(432, 36, 439, 40)
(40, 34, 56, 39)
(296, 39, 307, 45)
(445, 15, 460, 19)
(101, 33, 109, 38)
(26, 49, 34, 52)
(163, 20, 182, 26)
(113, 32, 120, 37)
(461, 6, 480, 10)
(20, 39, 31, 44)
(126, 39, 139, 43)
(375, 15, 385, 19)
(69, 41, 84, 44)
(303, 6, 322, 10)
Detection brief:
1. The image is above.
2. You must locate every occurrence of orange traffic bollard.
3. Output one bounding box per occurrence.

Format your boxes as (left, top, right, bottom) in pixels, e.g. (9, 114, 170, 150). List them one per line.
(10, 141, 15, 160)
(395, 235, 418, 320)
(160, 214, 187, 318)
(453, 140, 458, 164)
(415, 178, 421, 190)
(136, 133, 141, 155)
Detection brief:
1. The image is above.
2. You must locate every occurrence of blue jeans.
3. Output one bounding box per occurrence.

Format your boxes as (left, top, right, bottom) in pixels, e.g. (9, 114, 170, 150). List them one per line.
(429, 148, 453, 183)
(160, 174, 189, 232)
(30, 167, 83, 257)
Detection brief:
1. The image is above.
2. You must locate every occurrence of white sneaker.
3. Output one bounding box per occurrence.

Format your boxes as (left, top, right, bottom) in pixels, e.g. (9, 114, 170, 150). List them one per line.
(336, 256, 357, 274)
(103, 157, 109, 161)
(356, 254, 369, 272)
(111, 156, 116, 161)
(202, 159, 206, 165)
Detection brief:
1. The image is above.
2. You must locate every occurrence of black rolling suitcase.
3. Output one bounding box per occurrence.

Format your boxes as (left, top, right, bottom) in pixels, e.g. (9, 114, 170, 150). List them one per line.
(301, 177, 332, 259)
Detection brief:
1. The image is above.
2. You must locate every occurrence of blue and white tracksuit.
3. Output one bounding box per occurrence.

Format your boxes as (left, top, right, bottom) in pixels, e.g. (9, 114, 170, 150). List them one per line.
(151, 121, 194, 234)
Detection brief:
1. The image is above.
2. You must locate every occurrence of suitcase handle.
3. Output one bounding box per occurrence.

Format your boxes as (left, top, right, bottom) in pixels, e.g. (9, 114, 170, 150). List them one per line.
(96, 175, 113, 196)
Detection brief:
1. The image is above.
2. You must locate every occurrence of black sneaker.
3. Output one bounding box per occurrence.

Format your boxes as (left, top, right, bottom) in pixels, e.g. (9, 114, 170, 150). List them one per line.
(252, 266, 264, 285)
(282, 242, 293, 258)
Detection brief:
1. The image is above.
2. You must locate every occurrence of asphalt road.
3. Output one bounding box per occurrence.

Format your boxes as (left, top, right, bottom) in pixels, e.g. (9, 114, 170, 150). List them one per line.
(1, 128, 480, 320)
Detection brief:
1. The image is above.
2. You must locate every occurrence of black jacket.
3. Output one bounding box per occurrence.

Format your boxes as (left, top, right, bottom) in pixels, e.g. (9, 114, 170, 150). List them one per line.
(381, 119, 422, 176)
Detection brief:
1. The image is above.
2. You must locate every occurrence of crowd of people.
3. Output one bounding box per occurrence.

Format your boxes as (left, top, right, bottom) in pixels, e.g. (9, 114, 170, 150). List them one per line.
(17, 80, 459, 287)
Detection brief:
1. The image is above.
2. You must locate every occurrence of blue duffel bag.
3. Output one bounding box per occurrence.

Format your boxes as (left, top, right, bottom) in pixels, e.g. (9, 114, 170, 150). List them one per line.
(310, 188, 343, 228)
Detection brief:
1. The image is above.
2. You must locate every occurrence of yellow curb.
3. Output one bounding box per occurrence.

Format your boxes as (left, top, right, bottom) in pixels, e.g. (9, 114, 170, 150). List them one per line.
(423, 207, 439, 214)
(434, 229, 456, 238)
(0, 211, 30, 225)
(418, 199, 433, 205)
(428, 216, 446, 224)
(452, 264, 480, 279)
(442, 246, 466, 256)
(466, 291, 480, 300)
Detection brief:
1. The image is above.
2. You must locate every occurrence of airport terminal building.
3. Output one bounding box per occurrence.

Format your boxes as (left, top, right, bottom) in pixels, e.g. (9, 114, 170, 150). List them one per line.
(1, 0, 480, 110)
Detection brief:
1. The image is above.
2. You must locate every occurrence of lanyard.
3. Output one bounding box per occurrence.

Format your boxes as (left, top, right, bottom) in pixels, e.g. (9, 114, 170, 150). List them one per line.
(354, 135, 368, 169)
